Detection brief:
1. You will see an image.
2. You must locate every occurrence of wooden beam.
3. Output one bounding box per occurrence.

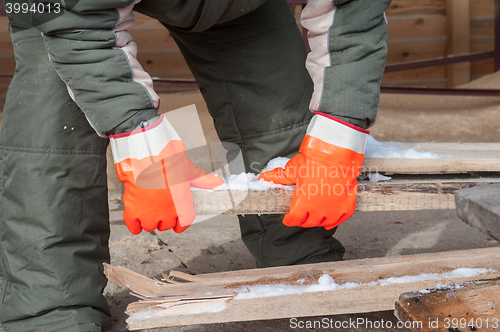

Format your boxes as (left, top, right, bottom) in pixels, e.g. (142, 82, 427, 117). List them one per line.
(395, 278, 500, 332)
(364, 142, 500, 174)
(446, 0, 471, 86)
(103, 247, 500, 330)
(192, 142, 500, 216)
(455, 183, 500, 242)
(192, 177, 500, 215)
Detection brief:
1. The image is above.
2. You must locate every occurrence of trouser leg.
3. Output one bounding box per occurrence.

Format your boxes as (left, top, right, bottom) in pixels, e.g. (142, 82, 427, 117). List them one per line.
(0, 27, 110, 332)
(159, 0, 345, 267)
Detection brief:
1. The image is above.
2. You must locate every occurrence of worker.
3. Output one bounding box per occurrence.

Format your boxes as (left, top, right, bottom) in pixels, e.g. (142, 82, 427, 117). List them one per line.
(0, 0, 391, 331)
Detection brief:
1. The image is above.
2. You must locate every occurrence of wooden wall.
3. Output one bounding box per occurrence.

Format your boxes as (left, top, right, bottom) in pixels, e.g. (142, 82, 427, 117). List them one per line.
(383, 0, 495, 87)
(0, 0, 496, 91)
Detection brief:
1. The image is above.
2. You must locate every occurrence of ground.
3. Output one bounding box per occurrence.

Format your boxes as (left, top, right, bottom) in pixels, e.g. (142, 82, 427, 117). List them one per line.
(1, 72, 500, 331)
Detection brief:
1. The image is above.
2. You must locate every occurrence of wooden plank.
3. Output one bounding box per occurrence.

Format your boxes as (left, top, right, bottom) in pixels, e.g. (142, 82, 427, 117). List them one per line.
(387, 0, 446, 16)
(471, 35, 495, 52)
(455, 183, 500, 242)
(0, 82, 9, 95)
(364, 142, 500, 174)
(471, 16, 495, 36)
(192, 177, 500, 215)
(470, 35, 495, 77)
(0, 16, 8, 33)
(380, 80, 448, 87)
(0, 33, 13, 57)
(292, 4, 303, 34)
(137, 52, 191, 77)
(382, 65, 447, 82)
(130, 29, 179, 53)
(0, 57, 15, 75)
(388, 15, 446, 41)
(395, 278, 500, 332)
(191, 143, 500, 215)
(130, 12, 164, 30)
(364, 158, 500, 174)
(387, 39, 446, 64)
(103, 247, 500, 330)
(446, 0, 471, 87)
(472, 58, 495, 77)
(470, 0, 495, 18)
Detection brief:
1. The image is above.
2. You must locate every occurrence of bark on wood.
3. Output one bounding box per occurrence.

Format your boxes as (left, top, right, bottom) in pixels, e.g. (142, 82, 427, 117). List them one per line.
(395, 278, 500, 331)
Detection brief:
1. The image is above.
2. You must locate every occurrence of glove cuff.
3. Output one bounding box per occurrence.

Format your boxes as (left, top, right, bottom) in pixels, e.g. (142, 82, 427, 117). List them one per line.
(109, 114, 182, 164)
(300, 112, 368, 165)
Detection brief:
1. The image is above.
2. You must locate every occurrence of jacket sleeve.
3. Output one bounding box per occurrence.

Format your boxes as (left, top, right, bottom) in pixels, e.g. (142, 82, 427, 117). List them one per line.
(32, 0, 159, 136)
(302, 0, 391, 129)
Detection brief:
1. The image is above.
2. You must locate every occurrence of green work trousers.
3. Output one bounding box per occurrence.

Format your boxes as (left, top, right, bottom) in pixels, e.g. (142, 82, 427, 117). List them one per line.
(0, 28, 111, 331)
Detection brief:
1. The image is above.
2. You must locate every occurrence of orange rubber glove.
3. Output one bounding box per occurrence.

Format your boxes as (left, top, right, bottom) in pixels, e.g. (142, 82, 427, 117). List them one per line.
(109, 115, 224, 234)
(258, 113, 368, 230)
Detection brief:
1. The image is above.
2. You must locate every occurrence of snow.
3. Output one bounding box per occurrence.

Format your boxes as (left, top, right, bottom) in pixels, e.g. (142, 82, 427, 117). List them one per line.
(365, 136, 441, 159)
(187, 302, 228, 314)
(260, 156, 290, 173)
(208, 172, 295, 191)
(233, 268, 495, 300)
(127, 302, 227, 321)
(201, 157, 293, 191)
(367, 172, 392, 182)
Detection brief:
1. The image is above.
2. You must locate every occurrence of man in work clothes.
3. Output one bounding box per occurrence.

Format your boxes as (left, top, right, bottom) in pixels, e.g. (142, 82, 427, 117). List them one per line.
(0, 0, 391, 330)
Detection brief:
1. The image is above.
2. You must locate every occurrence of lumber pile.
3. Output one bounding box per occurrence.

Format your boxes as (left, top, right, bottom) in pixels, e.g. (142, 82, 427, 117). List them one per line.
(395, 278, 500, 332)
(455, 183, 500, 242)
(104, 247, 500, 330)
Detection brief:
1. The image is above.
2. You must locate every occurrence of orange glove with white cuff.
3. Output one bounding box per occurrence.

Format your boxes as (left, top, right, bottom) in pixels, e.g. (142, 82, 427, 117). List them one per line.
(110, 115, 224, 234)
(258, 113, 368, 230)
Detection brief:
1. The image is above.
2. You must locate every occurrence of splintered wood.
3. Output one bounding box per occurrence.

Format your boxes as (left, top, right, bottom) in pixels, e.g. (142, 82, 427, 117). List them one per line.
(104, 247, 500, 330)
(192, 142, 500, 215)
(193, 177, 500, 215)
(395, 279, 500, 332)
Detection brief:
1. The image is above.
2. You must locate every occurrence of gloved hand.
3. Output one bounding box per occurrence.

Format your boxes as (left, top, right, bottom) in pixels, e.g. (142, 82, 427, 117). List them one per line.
(259, 112, 368, 230)
(110, 115, 224, 234)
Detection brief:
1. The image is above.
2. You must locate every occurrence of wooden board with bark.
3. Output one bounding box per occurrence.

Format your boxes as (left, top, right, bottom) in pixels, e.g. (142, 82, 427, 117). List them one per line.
(192, 176, 500, 215)
(395, 278, 500, 332)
